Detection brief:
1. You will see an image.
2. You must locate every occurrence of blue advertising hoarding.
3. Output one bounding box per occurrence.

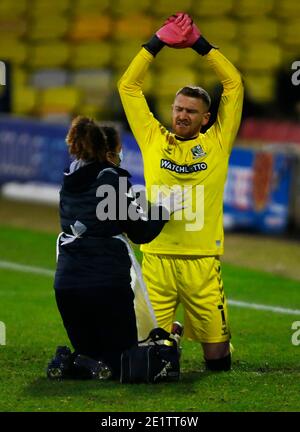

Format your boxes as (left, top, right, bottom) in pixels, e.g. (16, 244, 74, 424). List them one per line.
(0, 117, 292, 233)
(0, 116, 69, 185)
(0, 116, 145, 186)
(224, 147, 292, 233)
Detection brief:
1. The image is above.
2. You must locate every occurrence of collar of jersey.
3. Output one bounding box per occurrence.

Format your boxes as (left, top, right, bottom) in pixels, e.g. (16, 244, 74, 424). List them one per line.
(175, 134, 199, 142)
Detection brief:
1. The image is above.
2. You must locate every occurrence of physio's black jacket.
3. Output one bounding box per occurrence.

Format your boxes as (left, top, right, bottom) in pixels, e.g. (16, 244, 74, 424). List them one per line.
(53, 160, 169, 377)
(54, 160, 167, 290)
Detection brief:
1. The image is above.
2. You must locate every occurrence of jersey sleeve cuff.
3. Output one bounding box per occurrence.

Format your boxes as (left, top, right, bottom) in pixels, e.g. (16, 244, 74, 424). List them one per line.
(192, 36, 217, 56)
(142, 35, 165, 57)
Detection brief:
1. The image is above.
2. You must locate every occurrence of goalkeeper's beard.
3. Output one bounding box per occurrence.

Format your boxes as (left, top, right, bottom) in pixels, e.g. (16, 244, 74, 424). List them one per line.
(173, 121, 201, 139)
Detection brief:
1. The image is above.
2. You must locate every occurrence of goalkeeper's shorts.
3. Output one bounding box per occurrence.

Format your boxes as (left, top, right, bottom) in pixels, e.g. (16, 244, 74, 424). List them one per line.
(142, 253, 231, 343)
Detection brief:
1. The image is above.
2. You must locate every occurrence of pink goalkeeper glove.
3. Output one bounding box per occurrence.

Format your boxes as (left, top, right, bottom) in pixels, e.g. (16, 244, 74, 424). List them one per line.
(164, 12, 201, 48)
(156, 12, 193, 47)
(143, 12, 212, 57)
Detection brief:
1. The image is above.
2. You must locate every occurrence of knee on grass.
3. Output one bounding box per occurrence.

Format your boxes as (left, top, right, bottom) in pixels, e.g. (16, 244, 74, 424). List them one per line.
(205, 353, 231, 371)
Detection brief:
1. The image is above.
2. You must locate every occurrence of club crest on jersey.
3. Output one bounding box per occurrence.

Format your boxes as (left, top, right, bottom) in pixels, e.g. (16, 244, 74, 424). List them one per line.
(191, 144, 206, 159)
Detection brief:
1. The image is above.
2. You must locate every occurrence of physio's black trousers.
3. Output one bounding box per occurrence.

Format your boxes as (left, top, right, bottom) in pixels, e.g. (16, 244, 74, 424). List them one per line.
(55, 285, 138, 378)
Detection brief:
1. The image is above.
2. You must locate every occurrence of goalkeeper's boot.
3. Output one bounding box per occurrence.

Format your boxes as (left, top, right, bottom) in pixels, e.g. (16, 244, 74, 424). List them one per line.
(72, 354, 112, 380)
(47, 346, 72, 380)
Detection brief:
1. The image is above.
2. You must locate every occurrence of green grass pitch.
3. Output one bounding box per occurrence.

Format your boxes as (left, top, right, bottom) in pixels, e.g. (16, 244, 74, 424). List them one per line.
(0, 225, 299, 412)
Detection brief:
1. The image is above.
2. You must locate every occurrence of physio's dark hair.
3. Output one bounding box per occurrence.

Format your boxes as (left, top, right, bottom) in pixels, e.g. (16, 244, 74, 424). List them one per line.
(66, 116, 108, 162)
(176, 86, 211, 110)
(101, 125, 120, 153)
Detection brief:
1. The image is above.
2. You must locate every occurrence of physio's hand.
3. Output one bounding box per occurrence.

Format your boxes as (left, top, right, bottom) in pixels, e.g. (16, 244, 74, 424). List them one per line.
(156, 188, 187, 216)
(156, 12, 193, 47)
(164, 12, 201, 48)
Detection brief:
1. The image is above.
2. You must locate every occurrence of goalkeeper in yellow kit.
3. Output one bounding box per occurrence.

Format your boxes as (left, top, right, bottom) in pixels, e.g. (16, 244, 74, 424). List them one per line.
(118, 13, 244, 371)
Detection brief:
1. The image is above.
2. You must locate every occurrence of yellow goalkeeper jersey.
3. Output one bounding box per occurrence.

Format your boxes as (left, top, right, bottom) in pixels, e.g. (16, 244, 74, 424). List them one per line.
(118, 47, 243, 256)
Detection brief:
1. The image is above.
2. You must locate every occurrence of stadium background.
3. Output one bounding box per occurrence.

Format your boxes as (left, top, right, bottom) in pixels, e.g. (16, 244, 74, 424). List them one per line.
(0, 0, 300, 413)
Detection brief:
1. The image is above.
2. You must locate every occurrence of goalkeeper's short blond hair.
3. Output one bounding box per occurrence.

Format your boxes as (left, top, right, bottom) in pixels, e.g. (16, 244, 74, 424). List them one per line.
(176, 86, 211, 110)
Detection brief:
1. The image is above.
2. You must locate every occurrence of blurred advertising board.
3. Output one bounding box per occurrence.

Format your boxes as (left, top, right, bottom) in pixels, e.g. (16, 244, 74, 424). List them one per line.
(224, 147, 292, 234)
(0, 116, 144, 186)
(0, 117, 292, 233)
(0, 116, 69, 185)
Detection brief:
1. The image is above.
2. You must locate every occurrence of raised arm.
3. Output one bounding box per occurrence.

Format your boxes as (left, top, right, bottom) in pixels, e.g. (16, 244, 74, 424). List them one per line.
(118, 14, 196, 152)
(117, 48, 159, 152)
(162, 12, 244, 154)
(205, 49, 244, 154)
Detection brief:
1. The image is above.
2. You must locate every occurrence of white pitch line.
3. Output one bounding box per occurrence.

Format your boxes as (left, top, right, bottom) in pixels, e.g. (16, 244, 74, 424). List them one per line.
(0, 260, 54, 277)
(0, 259, 299, 316)
(228, 300, 300, 316)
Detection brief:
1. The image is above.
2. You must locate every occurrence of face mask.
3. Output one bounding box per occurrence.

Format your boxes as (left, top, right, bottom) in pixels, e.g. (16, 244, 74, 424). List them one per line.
(118, 149, 123, 163)
(110, 149, 123, 167)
